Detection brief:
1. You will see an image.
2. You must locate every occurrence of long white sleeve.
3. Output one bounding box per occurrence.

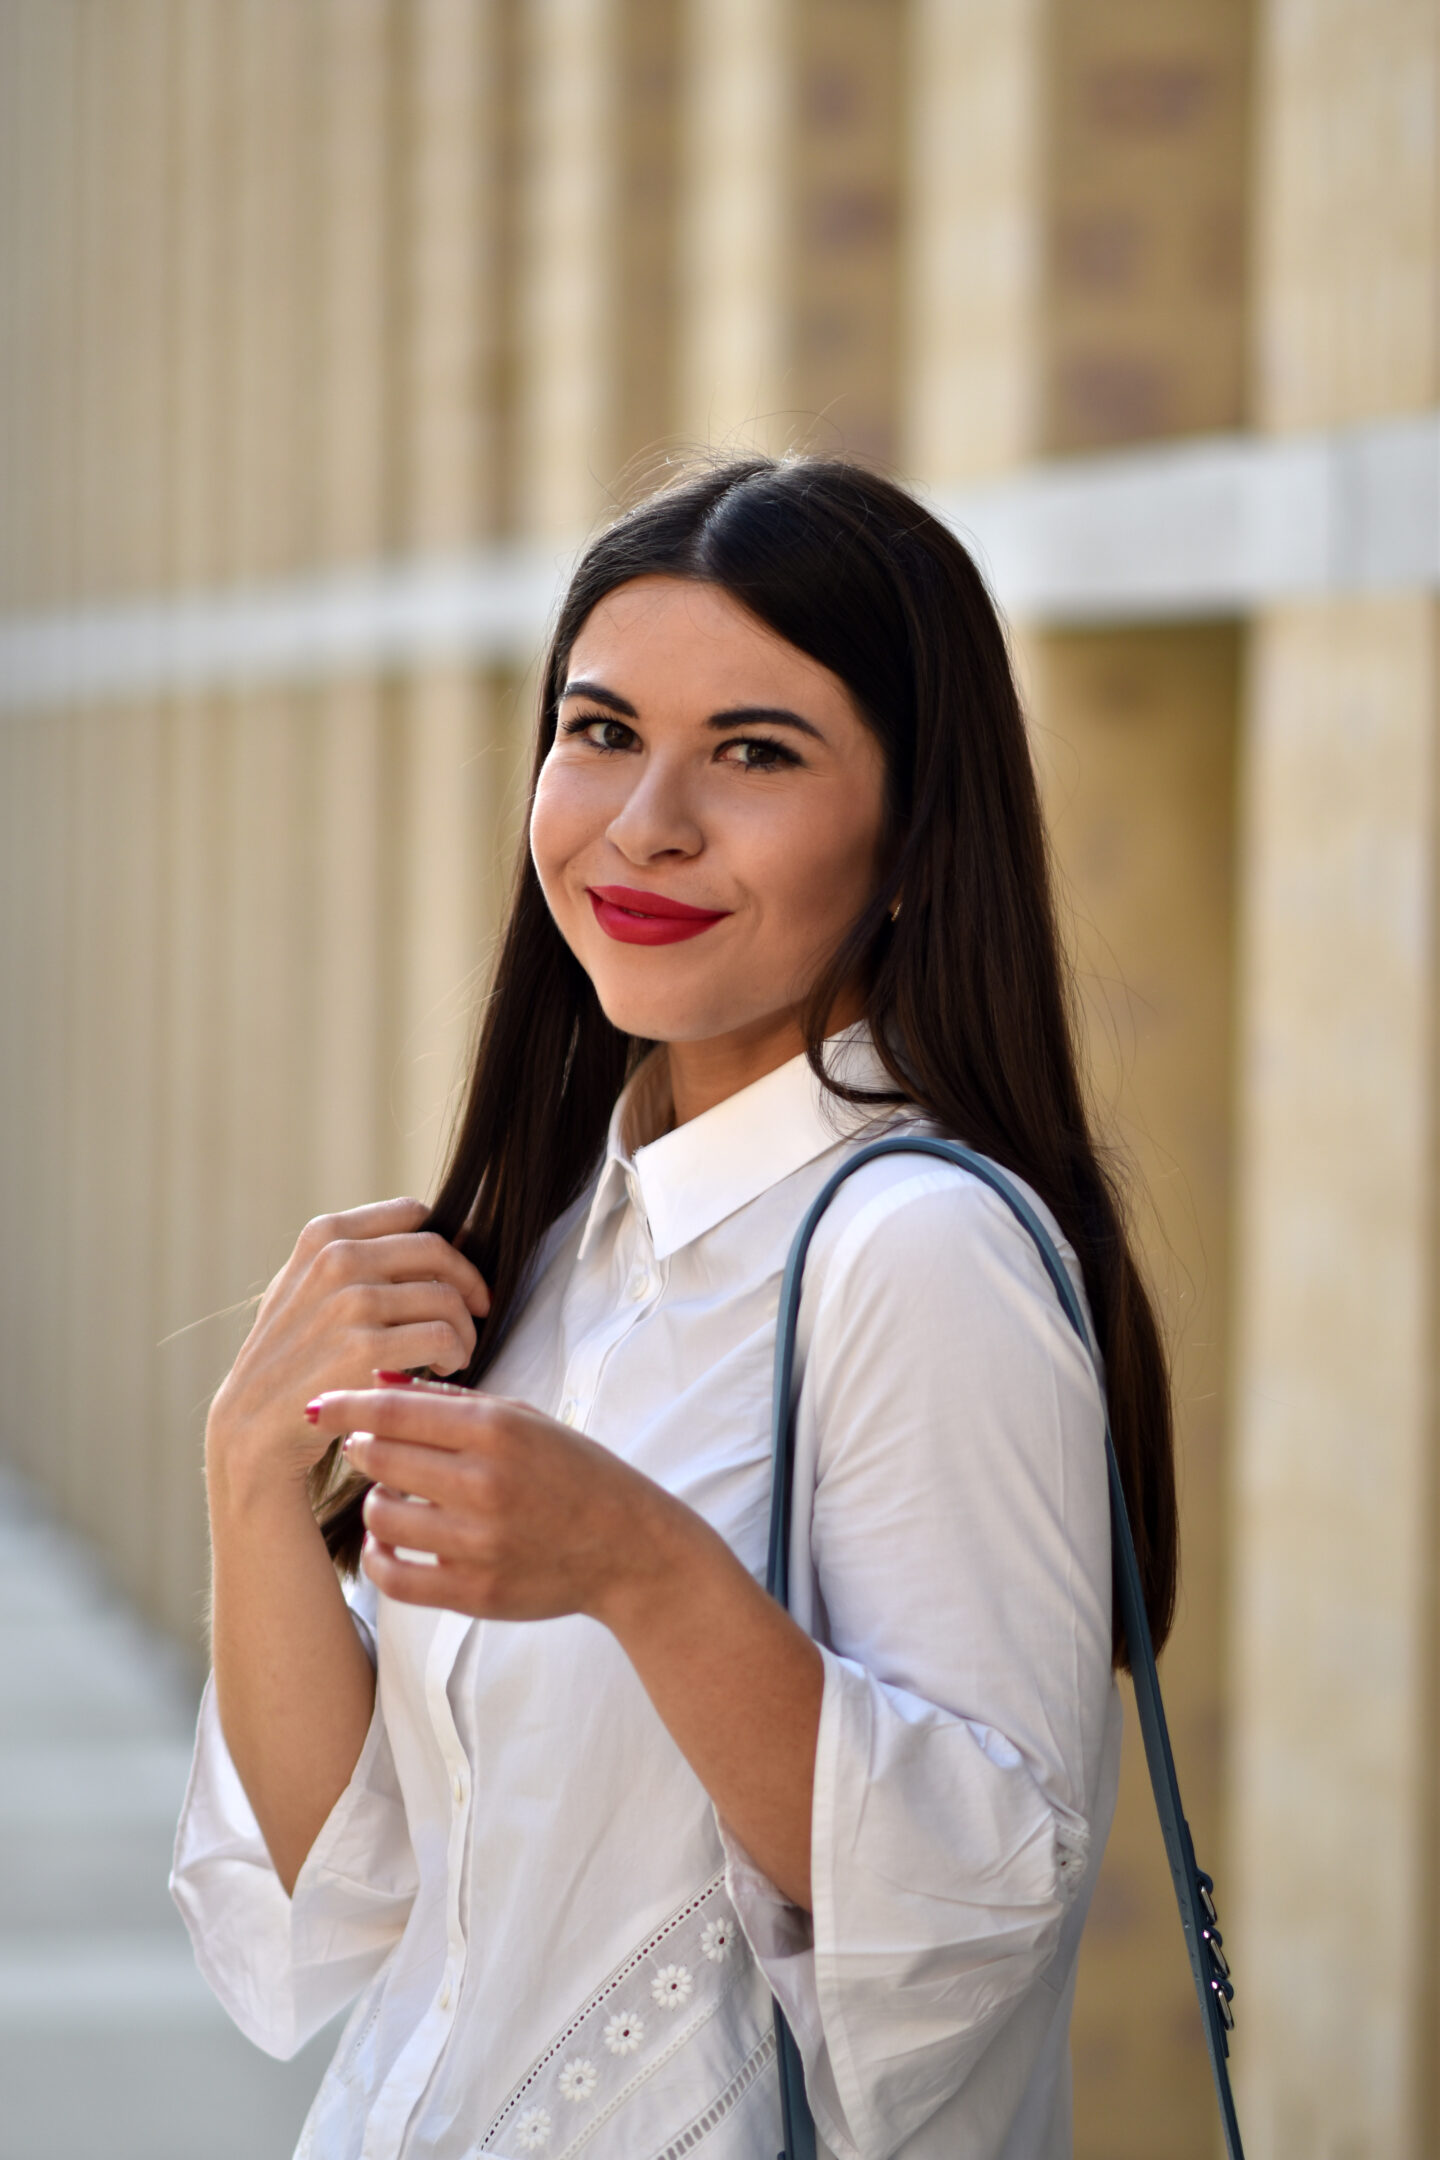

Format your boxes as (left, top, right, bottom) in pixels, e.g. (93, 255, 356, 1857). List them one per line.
(724, 1162, 1120, 2160)
(170, 1588, 418, 2059)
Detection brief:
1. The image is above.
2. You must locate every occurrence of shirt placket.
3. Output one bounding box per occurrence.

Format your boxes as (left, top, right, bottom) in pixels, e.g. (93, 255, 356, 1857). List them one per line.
(364, 1614, 473, 2160)
(428, 1621, 471, 2015)
(557, 1175, 665, 1433)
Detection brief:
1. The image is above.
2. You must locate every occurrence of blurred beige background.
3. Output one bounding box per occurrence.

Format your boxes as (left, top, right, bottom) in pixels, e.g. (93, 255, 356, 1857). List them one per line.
(0, 2, 1436, 2156)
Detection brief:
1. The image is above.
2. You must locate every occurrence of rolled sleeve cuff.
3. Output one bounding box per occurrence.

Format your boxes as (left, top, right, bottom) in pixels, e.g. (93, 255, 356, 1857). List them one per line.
(170, 1671, 417, 2059)
(720, 1648, 1082, 2160)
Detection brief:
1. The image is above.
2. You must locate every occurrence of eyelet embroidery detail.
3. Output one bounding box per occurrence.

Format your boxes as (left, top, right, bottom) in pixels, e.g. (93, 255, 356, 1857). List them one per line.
(603, 2009, 644, 2056)
(700, 1917, 732, 1964)
(557, 2056, 598, 2103)
(481, 1876, 753, 2156)
(650, 1963, 693, 2010)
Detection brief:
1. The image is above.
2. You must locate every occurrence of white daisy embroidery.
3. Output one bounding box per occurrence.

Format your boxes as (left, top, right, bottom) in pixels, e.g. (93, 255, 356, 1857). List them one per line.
(515, 2106, 552, 2151)
(558, 2057, 598, 2104)
(603, 2008, 644, 2056)
(700, 1917, 733, 1964)
(651, 1963, 694, 2010)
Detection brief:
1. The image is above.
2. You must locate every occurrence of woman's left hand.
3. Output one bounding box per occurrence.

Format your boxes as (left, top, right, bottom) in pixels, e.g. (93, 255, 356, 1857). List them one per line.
(308, 1379, 682, 1626)
(307, 1373, 824, 1909)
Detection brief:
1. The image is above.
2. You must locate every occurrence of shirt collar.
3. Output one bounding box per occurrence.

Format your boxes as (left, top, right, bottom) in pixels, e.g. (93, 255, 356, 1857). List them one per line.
(578, 1026, 902, 1264)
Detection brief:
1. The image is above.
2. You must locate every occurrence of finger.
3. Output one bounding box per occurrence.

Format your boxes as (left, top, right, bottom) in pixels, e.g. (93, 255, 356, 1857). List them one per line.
(363, 1484, 482, 1558)
(345, 1431, 479, 1499)
(362, 1534, 463, 1608)
(314, 1231, 491, 1316)
(338, 1280, 480, 1364)
(373, 1321, 476, 1379)
(297, 1198, 430, 1254)
(314, 1384, 508, 1453)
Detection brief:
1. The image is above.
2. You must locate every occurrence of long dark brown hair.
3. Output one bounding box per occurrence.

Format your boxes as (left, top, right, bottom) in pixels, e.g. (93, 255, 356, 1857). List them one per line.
(312, 455, 1178, 1668)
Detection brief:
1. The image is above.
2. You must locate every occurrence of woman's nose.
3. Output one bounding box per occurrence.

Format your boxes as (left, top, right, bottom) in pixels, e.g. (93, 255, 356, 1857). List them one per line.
(604, 756, 704, 862)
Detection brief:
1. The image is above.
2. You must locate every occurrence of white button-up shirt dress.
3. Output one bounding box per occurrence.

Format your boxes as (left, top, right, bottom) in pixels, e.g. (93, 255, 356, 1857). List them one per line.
(171, 1033, 1121, 2160)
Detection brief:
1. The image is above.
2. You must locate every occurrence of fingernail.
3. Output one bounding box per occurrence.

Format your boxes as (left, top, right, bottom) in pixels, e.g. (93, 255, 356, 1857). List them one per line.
(374, 1370, 414, 1386)
(304, 1403, 322, 1424)
(341, 1433, 353, 1452)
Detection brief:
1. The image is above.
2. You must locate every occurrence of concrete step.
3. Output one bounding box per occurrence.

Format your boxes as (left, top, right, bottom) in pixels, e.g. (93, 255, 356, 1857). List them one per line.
(0, 1465, 339, 2160)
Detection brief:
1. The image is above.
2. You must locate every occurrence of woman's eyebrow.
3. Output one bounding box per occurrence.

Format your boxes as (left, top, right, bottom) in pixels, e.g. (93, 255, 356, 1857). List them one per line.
(705, 705, 824, 741)
(560, 678, 638, 716)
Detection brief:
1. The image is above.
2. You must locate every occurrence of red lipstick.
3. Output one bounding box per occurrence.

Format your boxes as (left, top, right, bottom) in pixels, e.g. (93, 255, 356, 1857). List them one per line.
(587, 883, 731, 946)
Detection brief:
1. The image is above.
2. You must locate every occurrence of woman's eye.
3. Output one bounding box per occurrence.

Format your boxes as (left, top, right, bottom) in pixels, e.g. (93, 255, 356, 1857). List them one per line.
(566, 715, 636, 752)
(720, 737, 797, 771)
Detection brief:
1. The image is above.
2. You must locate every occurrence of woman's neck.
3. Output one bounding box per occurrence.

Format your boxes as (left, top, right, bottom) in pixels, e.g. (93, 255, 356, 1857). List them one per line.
(664, 991, 866, 1127)
(664, 1016, 809, 1128)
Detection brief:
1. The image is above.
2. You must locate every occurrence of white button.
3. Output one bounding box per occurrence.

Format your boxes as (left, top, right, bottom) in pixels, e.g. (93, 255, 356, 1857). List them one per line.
(452, 1772, 464, 1805)
(559, 1398, 580, 1427)
(438, 1981, 452, 2011)
(629, 1270, 655, 1303)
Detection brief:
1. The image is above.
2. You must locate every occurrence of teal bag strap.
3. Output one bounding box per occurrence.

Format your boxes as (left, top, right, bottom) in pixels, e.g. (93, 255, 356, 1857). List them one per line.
(766, 1135, 1243, 2160)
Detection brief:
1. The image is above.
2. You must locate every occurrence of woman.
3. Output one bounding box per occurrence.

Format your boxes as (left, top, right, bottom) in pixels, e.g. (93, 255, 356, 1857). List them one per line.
(173, 456, 1176, 2160)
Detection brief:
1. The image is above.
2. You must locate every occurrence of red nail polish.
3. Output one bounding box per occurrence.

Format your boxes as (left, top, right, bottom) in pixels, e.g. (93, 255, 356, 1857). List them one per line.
(304, 1403, 322, 1424)
(374, 1370, 414, 1386)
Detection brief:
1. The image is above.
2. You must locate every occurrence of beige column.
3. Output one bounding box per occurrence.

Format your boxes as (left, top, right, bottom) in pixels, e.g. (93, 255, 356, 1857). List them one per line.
(513, 0, 694, 490)
(1040, 0, 1252, 452)
(514, 0, 618, 531)
(0, 704, 27, 1478)
(61, 709, 108, 1541)
(62, 0, 175, 1576)
(310, 0, 392, 1217)
(902, 0, 1044, 482)
(1236, 601, 1438, 2158)
(1040, 10, 1250, 2150)
(0, 1, 18, 611)
(1235, 10, 1440, 2154)
(676, 0, 789, 454)
(0, 715, 75, 1499)
(219, 0, 321, 1354)
(680, 0, 909, 467)
(1033, 629, 1238, 2160)
(611, 0, 683, 477)
(87, 691, 167, 1611)
(1252, 0, 1437, 429)
(102, 1, 175, 1610)
(786, 0, 905, 467)
(0, 0, 83, 1527)
(157, 692, 231, 1651)
(391, 0, 502, 1202)
(0, 0, 84, 614)
(0, 716, 71, 1496)
(154, 0, 235, 1647)
(53, 4, 102, 1537)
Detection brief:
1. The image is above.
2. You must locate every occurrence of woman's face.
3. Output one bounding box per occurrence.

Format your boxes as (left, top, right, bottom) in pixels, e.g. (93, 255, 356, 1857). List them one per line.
(530, 575, 888, 1059)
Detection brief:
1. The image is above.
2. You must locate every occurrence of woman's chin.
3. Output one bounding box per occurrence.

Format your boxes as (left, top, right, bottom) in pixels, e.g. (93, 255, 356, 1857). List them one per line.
(594, 996, 727, 1044)
(588, 977, 758, 1047)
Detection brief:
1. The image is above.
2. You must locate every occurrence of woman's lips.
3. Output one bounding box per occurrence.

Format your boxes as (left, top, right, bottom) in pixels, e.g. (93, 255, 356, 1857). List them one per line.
(586, 884, 732, 946)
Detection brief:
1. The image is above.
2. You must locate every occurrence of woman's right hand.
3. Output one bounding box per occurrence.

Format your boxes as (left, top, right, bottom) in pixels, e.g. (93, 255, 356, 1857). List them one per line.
(202, 1200, 484, 1884)
(206, 1197, 492, 1494)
